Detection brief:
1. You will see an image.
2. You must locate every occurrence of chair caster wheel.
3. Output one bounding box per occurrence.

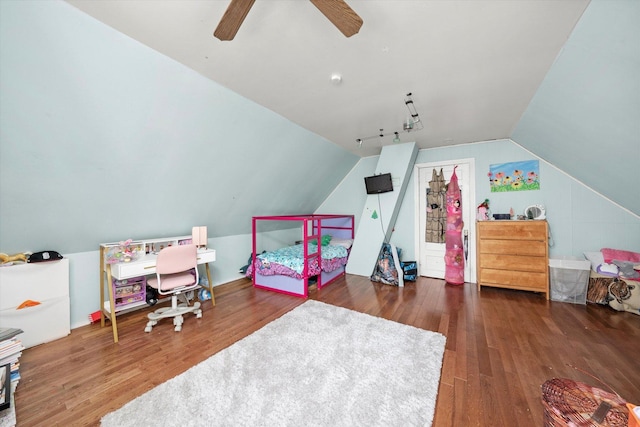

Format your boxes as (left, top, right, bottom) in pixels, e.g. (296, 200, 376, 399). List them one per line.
(145, 326, 152, 333)
(174, 325, 182, 332)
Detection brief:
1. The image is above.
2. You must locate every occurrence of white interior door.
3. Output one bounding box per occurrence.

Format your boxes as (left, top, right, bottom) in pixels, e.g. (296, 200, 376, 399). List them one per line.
(415, 159, 475, 282)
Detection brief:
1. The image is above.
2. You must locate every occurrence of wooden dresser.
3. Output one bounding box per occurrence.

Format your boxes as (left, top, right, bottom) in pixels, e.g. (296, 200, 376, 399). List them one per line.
(476, 220, 549, 299)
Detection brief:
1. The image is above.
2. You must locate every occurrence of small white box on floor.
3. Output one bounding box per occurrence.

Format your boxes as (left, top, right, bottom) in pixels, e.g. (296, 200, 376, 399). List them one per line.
(549, 256, 590, 305)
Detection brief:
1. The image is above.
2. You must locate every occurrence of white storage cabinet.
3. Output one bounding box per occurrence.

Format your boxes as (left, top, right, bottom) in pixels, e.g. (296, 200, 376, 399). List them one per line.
(0, 259, 70, 348)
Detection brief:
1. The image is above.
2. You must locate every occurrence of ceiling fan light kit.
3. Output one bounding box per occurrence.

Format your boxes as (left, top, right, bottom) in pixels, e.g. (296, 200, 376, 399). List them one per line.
(214, 0, 363, 41)
(356, 93, 424, 147)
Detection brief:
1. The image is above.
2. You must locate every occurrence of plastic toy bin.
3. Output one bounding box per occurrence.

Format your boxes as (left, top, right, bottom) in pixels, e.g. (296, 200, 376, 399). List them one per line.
(549, 256, 591, 304)
(112, 276, 146, 309)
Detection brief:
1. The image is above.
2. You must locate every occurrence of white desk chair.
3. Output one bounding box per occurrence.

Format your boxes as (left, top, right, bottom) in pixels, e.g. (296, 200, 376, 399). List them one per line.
(144, 244, 202, 332)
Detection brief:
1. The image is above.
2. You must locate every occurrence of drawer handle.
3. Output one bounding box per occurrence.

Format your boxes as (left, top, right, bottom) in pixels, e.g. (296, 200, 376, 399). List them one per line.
(144, 265, 156, 270)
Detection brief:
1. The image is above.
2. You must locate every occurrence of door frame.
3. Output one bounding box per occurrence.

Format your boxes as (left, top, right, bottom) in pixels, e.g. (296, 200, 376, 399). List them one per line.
(413, 158, 477, 283)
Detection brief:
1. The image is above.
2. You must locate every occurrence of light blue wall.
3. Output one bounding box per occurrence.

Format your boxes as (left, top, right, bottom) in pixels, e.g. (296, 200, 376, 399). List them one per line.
(3, 0, 639, 329)
(0, 1, 357, 329)
(326, 139, 640, 269)
(347, 142, 418, 276)
(512, 0, 640, 216)
(316, 156, 378, 229)
(0, 1, 358, 255)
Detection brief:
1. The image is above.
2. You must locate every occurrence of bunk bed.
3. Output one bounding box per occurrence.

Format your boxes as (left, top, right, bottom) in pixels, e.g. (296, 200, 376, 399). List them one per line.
(248, 214, 355, 298)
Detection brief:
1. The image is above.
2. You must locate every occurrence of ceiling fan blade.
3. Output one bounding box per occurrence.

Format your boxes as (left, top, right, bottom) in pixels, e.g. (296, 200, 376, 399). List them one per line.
(309, 0, 363, 37)
(214, 0, 256, 41)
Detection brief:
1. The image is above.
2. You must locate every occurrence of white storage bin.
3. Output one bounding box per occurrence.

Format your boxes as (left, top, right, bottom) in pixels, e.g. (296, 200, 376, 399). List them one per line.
(549, 256, 591, 305)
(0, 259, 70, 348)
(0, 297, 70, 348)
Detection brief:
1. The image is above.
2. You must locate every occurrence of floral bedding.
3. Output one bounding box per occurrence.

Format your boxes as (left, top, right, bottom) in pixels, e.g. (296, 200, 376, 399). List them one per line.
(246, 243, 348, 279)
(584, 248, 640, 281)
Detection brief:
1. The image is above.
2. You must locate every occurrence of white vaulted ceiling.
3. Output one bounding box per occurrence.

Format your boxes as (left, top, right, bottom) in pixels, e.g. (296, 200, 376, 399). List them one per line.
(65, 0, 590, 157)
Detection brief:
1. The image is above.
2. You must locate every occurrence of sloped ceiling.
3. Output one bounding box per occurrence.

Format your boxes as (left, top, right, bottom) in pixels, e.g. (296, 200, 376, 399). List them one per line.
(513, 0, 640, 216)
(65, 0, 640, 216)
(66, 0, 589, 157)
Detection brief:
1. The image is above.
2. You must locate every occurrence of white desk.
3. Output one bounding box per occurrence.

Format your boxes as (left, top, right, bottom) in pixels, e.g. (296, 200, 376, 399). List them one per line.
(99, 237, 216, 343)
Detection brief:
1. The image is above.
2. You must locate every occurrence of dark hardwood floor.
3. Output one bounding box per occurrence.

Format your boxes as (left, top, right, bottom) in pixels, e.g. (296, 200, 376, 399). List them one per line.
(13, 275, 640, 426)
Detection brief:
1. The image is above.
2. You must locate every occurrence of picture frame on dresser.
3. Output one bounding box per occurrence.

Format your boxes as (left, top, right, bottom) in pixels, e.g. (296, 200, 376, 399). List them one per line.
(0, 362, 9, 411)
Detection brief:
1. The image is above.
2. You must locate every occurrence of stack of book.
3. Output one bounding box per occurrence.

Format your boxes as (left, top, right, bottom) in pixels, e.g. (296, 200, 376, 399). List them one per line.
(0, 327, 24, 426)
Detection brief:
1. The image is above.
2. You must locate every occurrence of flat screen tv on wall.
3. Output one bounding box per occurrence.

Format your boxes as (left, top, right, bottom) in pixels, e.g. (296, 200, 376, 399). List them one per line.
(364, 173, 393, 194)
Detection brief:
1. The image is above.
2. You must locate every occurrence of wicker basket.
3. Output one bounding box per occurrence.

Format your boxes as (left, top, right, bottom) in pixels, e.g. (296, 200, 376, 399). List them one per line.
(542, 378, 629, 427)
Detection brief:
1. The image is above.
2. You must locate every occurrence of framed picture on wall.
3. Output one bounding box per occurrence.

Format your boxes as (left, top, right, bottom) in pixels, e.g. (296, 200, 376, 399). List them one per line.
(0, 363, 10, 411)
(489, 160, 540, 192)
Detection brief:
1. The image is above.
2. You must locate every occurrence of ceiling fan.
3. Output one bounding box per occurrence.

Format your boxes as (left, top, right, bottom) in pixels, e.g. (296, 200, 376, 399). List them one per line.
(214, 0, 363, 41)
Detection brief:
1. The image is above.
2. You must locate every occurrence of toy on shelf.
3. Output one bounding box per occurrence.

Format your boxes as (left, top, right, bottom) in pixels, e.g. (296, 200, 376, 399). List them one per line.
(476, 199, 490, 221)
(104, 239, 143, 264)
(0, 252, 30, 265)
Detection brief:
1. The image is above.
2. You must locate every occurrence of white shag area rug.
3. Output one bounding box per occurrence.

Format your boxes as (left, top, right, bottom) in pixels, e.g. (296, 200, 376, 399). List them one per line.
(101, 300, 446, 427)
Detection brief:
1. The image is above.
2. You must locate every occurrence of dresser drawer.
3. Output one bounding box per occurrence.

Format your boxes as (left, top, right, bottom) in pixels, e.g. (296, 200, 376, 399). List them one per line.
(478, 268, 548, 291)
(478, 239, 547, 257)
(477, 220, 547, 240)
(478, 254, 547, 273)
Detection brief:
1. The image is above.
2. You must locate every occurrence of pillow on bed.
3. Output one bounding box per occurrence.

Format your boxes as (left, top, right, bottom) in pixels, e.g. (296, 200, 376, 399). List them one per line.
(308, 235, 333, 246)
(321, 235, 332, 246)
(330, 237, 354, 249)
(584, 251, 605, 272)
(601, 247, 640, 263)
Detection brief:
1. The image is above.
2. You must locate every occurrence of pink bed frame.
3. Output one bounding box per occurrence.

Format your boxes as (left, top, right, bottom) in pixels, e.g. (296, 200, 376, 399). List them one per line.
(251, 214, 355, 298)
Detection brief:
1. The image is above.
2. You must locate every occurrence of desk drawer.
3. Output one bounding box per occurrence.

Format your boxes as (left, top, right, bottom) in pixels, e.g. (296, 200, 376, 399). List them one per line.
(110, 258, 156, 279)
(197, 249, 216, 264)
(108, 249, 215, 280)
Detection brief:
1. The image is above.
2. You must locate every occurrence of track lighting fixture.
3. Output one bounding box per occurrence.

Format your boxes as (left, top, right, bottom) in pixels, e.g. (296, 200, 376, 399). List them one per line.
(356, 93, 424, 147)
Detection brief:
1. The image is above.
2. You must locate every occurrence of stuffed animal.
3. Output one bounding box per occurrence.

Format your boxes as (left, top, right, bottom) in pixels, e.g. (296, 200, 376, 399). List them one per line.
(608, 278, 640, 315)
(477, 199, 490, 220)
(0, 252, 29, 264)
